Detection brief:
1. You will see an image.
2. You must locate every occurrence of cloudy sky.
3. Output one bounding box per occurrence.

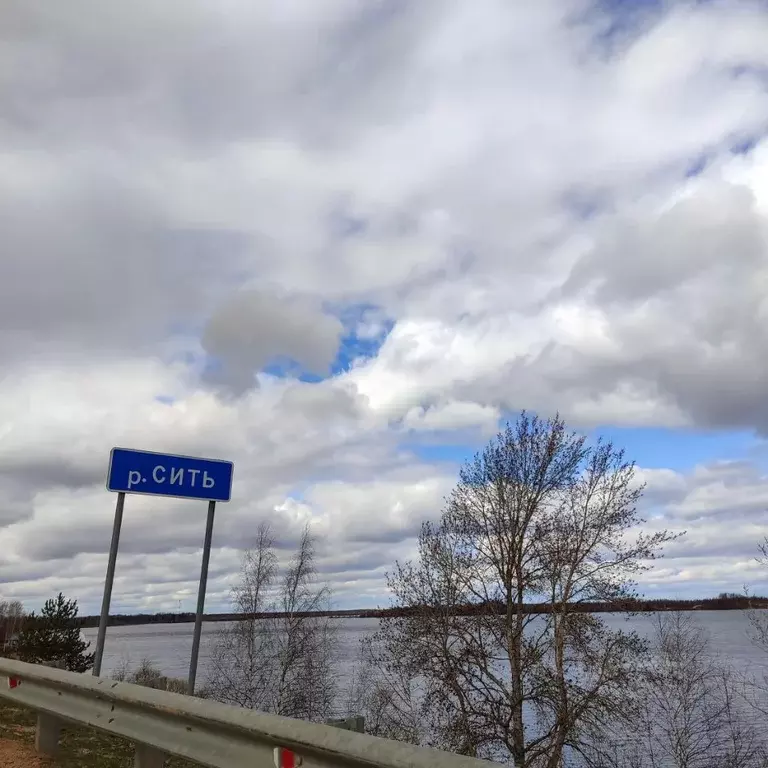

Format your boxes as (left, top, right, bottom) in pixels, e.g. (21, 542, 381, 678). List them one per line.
(3, 0, 768, 614)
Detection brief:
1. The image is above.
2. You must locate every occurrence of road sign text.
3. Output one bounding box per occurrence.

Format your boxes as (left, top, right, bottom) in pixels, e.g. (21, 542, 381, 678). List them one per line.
(107, 448, 233, 502)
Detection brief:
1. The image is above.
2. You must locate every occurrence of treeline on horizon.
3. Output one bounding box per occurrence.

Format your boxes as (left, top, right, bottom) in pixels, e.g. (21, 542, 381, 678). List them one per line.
(70, 593, 768, 627)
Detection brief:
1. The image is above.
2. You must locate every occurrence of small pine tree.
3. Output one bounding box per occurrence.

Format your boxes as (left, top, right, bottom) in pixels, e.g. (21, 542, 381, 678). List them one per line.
(10, 592, 94, 672)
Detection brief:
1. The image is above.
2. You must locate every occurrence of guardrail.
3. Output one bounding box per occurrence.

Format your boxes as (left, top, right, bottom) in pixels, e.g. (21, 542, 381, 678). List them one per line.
(0, 659, 489, 767)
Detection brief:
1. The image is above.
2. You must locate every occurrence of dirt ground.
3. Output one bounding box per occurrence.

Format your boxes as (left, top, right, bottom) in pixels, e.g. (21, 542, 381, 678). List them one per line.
(0, 739, 50, 768)
(0, 700, 196, 768)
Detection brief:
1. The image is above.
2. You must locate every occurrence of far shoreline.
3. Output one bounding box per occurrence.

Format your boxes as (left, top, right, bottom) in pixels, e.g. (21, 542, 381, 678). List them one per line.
(75, 595, 768, 629)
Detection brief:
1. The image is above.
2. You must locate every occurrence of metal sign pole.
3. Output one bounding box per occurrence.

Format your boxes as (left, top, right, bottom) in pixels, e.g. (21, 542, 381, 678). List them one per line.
(93, 491, 126, 677)
(102, 448, 232, 688)
(188, 500, 216, 695)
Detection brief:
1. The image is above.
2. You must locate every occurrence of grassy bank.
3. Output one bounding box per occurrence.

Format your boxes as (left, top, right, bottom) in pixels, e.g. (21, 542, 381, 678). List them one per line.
(0, 699, 197, 768)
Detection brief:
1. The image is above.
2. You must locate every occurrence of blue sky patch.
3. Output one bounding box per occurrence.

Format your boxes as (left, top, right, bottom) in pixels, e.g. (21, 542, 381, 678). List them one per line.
(327, 302, 394, 375)
(591, 425, 762, 472)
(331, 327, 393, 375)
(401, 440, 479, 466)
(400, 418, 764, 479)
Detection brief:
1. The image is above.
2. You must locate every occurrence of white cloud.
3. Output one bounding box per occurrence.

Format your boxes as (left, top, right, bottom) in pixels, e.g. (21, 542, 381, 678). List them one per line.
(3, 0, 768, 612)
(402, 401, 501, 435)
(201, 290, 344, 390)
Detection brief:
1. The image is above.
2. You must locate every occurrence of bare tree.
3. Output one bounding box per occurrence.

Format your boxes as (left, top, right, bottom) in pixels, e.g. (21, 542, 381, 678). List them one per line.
(206, 523, 279, 709)
(598, 612, 763, 768)
(364, 412, 678, 767)
(746, 538, 768, 651)
(741, 537, 768, 758)
(205, 522, 337, 721)
(345, 635, 422, 745)
(272, 525, 337, 720)
(0, 599, 25, 652)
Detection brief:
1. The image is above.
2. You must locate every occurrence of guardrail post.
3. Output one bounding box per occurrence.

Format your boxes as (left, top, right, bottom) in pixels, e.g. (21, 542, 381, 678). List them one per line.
(134, 744, 167, 768)
(326, 715, 365, 733)
(35, 713, 63, 757)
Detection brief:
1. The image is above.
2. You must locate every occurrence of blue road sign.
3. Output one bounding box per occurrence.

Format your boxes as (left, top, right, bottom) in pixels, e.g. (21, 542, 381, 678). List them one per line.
(107, 448, 234, 502)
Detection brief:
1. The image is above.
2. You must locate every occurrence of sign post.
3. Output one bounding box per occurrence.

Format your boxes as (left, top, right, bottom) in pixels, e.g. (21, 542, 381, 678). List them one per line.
(188, 499, 216, 694)
(98, 448, 234, 692)
(93, 491, 126, 677)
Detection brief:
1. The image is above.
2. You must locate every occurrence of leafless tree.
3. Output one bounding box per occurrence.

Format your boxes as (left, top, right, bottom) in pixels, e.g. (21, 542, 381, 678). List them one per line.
(112, 657, 190, 694)
(205, 522, 337, 721)
(344, 635, 422, 744)
(746, 538, 768, 651)
(0, 599, 25, 652)
(363, 412, 678, 767)
(110, 655, 131, 682)
(206, 523, 279, 709)
(595, 612, 764, 768)
(273, 525, 337, 719)
(740, 537, 768, 757)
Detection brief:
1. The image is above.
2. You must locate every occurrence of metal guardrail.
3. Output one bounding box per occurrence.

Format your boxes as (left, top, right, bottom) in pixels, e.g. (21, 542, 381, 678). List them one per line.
(0, 659, 489, 767)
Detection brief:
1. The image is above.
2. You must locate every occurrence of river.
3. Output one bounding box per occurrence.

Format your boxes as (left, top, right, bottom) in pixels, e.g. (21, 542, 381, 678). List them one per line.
(82, 611, 767, 681)
(83, 615, 378, 681)
(83, 611, 768, 764)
